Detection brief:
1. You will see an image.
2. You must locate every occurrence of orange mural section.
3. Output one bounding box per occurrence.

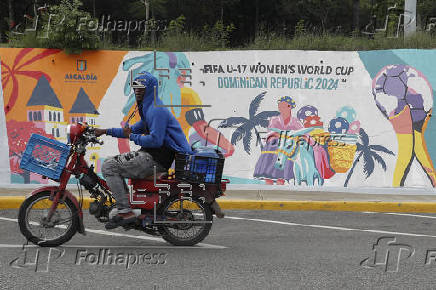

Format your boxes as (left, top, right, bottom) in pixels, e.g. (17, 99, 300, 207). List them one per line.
(0, 48, 127, 183)
(0, 48, 127, 122)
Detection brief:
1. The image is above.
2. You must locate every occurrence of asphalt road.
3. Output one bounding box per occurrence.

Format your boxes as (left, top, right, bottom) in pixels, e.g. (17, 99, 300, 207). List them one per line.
(2, 209, 436, 289)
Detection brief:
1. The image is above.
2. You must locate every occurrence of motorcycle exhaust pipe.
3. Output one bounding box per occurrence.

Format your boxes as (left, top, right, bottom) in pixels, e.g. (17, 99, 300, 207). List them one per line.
(108, 208, 142, 220)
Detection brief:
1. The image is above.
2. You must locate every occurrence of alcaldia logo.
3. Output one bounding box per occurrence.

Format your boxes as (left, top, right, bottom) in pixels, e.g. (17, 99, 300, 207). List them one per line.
(64, 60, 98, 83)
(77, 60, 88, 72)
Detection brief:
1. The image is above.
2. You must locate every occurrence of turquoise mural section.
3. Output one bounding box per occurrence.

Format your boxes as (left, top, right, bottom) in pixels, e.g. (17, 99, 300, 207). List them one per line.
(121, 52, 190, 118)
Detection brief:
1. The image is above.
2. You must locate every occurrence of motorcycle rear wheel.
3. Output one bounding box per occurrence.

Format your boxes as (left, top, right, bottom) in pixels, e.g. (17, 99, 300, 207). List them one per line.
(18, 191, 79, 247)
(158, 196, 212, 246)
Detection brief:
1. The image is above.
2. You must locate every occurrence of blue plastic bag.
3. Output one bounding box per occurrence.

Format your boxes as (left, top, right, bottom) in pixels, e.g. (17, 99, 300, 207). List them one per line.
(194, 146, 219, 158)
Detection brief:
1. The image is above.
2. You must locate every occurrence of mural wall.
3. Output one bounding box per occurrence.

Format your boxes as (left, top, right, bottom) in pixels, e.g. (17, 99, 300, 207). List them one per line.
(1, 48, 435, 189)
(0, 60, 10, 184)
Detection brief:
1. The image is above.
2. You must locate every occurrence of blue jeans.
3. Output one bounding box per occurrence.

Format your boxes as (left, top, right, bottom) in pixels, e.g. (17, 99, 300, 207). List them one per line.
(102, 150, 166, 213)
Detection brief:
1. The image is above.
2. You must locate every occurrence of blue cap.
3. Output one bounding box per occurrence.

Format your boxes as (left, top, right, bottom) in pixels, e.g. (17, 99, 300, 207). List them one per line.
(132, 72, 149, 88)
(278, 96, 296, 108)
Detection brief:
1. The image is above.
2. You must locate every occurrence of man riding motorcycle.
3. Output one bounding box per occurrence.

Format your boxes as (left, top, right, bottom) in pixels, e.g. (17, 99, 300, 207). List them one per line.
(95, 72, 224, 229)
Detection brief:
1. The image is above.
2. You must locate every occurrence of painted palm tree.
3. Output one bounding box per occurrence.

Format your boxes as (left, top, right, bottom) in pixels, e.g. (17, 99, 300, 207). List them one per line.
(344, 128, 395, 187)
(1, 48, 60, 114)
(218, 91, 279, 154)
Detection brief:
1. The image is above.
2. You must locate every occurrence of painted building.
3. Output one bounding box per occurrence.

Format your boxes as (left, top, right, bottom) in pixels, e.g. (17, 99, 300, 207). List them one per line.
(69, 87, 101, 170)
(69, 87, 99, 126)
(26, 75, 67, 141)
(2, 47, 436, 190)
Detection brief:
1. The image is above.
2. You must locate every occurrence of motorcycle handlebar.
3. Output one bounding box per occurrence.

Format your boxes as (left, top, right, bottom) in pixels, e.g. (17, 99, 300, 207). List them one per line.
(88, 135, 104, 145)
(82, 127, 104, 145)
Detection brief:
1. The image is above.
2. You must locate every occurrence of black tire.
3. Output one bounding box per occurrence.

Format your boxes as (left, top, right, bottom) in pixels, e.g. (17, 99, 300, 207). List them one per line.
(18, 191, 79, 247)
(158, 196, 213, 246)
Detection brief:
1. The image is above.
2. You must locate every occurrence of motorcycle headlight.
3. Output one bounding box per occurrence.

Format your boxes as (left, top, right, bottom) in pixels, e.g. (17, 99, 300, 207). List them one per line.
(66, 125, 71, 143)
(66, 123, 85, 144)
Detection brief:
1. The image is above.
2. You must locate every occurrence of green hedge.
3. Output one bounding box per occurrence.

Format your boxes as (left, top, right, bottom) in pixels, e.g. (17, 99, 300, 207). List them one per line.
(3, 31, 435, 52)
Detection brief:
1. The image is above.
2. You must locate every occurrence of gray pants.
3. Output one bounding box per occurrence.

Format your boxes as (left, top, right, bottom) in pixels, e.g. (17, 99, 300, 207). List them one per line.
(102, 150, 166, 213)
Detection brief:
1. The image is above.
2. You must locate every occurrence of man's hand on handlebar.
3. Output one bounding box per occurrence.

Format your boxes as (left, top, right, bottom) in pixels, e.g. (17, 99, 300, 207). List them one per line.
(93, 127, 130, 138)
(94, 128, 107, 137)
(123, 127, 131, 138)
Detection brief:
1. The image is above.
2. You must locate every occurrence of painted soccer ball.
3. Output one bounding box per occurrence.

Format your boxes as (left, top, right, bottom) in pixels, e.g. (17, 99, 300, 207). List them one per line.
(328, 117, 349, 134)
(297, 105, 318, 123)
(336, 106, 356, 124)
(372, 64, 433, 119)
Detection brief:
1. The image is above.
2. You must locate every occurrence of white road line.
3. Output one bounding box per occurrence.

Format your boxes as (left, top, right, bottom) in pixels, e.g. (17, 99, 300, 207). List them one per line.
(0, 216, 226, 249)
(82, 228, 226, 249)
(225, 216, 436, 239)
(383, 212, 436, 219)
(0, 217, 18, 222)
(361, 212, 436, 219)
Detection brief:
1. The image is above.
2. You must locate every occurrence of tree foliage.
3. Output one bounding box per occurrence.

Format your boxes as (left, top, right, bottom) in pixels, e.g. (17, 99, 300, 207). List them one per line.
(43, 0, 100, 52)
(2, 0, 436, 49)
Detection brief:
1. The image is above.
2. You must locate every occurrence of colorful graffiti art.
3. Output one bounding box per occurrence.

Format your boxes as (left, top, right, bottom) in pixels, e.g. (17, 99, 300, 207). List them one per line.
(120, 51, 235, 157)
(218, 90, 393, 187)
(1, 48, 436, 189)
(250, 94, 300, 185)
(0, 48, 126, 183)
(1, 48, 60, 116)
(372, 64, 435, 187)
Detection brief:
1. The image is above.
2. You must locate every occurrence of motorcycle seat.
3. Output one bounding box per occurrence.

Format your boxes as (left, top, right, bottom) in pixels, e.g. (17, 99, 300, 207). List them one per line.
(143, 171, 168, 181)
(129, 172, 167, 185)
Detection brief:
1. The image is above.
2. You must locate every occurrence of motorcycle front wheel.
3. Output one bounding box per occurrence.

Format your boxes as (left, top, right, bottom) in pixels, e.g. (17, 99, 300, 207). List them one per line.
(18, 191, 79, 247)
(158, 196, 213, 246)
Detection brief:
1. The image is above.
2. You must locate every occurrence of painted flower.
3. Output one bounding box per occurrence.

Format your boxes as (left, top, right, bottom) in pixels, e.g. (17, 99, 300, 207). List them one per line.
(304, 115, 323, 128)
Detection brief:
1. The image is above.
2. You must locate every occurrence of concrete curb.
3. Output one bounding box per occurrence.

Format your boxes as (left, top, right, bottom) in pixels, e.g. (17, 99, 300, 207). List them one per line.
(1, 196, 436, 213)
(0, 197, 25, 209)
(218, 200, 436, 213)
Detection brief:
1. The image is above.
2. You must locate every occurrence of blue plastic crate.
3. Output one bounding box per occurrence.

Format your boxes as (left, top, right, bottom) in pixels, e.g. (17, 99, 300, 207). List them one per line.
(20, 134, 71, 180)
(191, 156, 218, 183)
(175, 151, 224, 184)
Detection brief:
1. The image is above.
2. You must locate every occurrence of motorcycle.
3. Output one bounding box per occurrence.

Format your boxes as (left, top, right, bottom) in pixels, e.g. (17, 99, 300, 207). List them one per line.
(17, 122, 229, 247)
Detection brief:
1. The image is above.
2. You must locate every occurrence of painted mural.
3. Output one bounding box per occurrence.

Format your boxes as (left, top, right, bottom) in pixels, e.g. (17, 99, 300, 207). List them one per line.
(0, 48, 127, 183)
(1, 48, 435, 189)
(372, 64, 435, 187)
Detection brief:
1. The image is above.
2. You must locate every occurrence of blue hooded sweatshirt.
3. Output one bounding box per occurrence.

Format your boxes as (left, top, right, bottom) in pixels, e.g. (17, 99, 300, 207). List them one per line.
(106, 72, 192, 161)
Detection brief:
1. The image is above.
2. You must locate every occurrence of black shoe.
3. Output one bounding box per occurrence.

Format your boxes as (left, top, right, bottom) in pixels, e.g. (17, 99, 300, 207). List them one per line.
(105, 212, 137, 230)
(210, 201, 225, 218)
